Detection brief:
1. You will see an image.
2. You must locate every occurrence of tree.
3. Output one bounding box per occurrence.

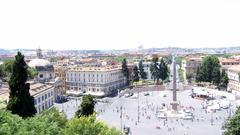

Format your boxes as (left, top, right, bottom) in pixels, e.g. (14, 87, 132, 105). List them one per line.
(212, 67, 221, 85)
(150, 56, 159, 84)
(0, 108, 65, 135)
(218, 70, 229, 90)
(138, 60, 147, 81)
(75, 95, 96, 117)
(6, 52, 36, 118)
(0, 59, 14, 81)
(196, 66, 204, 82)
(175, 57, 183, 69)
(63, 115, 122, 135)
(121, 58, 129, 85)
(162, 55, 172, 65)
(196, 55, 221, 85)
(0, 59, 37, 81)
(0, 109, 122, 135)
(132, 65, 140, 85)
(159, 58, 169, 82)
(186, 72, 194, 83)
(223, 107, 240, 135)
(203, 55, 220, 82)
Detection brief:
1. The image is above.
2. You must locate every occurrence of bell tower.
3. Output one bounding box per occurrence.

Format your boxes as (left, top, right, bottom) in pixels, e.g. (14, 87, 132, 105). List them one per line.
(36, 46, 43, 59)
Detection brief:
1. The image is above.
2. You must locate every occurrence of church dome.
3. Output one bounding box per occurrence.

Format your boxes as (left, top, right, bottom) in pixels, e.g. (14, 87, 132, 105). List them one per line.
(28, 59, 51, 67)
(28, 59, 54, 71)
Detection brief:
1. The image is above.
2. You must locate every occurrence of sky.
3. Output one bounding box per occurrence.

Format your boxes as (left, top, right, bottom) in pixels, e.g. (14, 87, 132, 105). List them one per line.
(0, 0, 240, 50)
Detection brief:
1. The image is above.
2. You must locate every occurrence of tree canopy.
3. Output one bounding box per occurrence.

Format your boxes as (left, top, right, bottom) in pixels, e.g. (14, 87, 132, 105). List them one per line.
(150, 57, 169, 84)
(6, 52, 36, 118)
(196, 55, 229, 89)
(0, 59, 38, 81)
(64, 115, 122, 135)
(0, 108, 122, 135)
(75, 95, 96, 117)
(132, 65, 140, 84)
(224, 107, 240, 135)
(138, 60, 147, 81)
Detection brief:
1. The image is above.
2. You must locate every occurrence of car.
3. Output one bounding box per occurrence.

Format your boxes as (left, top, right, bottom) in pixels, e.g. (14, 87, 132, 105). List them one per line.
(124, 93, 133, 98)
(144, 92, 150, 96)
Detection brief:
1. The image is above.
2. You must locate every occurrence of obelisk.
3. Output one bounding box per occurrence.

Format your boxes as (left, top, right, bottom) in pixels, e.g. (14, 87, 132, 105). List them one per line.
(171, 56, 178, 111)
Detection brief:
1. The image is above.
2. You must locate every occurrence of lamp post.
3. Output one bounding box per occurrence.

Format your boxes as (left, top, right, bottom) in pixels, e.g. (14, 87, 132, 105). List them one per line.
(138, 90, 140, 122)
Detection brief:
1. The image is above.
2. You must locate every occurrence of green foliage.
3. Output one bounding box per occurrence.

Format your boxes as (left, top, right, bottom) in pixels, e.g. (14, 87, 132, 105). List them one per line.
(212, 67, 221, 85)
(0, 110, 22, 135)
(64, 115, 122, 135)
(186, 72, 194, 83)
(7, 52, 36, 118)
(159, 58, 169, 81)
(41, 107, 68, 128)
(27, 67, 38, 79)
(223, 54, 232, 58)
(0, 59, 14, 81)
(150, 57, 169, 84)
(162, 55, 172, 64)
(218, 70, 229, 90)
(178, 68, 184, 82)
(175, 57, 183, 68)
(0, 59, 38, 81)
(121, 58, 129, 85)
(75, 95, 96, 117)
(150, 56, 159, 84)
(0, 109, 122, 135)
(224, 107, 240, 135)
(132, 65, 140, 83)
(138, 60, 147, 80)
(196, 55, 221, 85)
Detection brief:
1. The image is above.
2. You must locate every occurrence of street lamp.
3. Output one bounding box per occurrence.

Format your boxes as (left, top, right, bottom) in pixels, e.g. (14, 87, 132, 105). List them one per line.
(138, 90, 140, 123)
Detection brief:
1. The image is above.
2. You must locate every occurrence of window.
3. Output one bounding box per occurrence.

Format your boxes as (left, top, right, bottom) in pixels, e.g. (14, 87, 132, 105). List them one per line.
(40, 74, 43, 78)
(48, 93, 50, 97)
(45, 94, 47, 99)
(38, 97, 40, 103)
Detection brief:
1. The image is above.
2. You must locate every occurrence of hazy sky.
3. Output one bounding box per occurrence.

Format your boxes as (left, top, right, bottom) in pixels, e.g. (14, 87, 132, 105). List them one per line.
(0, 0, 240, 50)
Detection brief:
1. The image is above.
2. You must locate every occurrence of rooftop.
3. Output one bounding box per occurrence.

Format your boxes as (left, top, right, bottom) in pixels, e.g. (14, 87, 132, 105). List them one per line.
(68, 65, 122, 72)
(0, 82, 54, 101)
(219, 58, 240, 63)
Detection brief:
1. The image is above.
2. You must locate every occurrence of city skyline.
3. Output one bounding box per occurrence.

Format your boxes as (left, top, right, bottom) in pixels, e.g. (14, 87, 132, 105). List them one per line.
(1, 0, 240, 50)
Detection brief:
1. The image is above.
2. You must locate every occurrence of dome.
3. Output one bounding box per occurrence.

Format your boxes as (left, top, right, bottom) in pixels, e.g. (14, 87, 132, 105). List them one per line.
(28, 59, 51, 67)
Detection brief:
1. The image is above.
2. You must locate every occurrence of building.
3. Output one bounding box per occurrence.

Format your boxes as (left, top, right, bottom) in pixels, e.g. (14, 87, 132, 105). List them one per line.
(28, 59, 54, 83)
(54, 65, 68, 93)
(182, 57, 202, 80)
(66, 65, 126, 97)
(48, 77, 65, 102)
(0, 82, 54, 114)
(227, 65, 240, 94)
(219, 58, 240, 66)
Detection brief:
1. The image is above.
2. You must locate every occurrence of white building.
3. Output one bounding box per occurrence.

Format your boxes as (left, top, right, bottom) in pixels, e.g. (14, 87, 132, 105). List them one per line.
(0, 82, 55, 114)
(66, 65, 126, 97)
(227, 65, 240, 94)
(28, 48, 54, 83)
(31, 83, 55, 114)
(28, 58, 54, 83)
